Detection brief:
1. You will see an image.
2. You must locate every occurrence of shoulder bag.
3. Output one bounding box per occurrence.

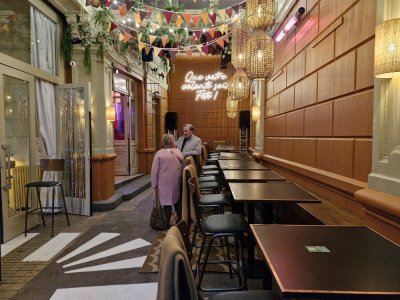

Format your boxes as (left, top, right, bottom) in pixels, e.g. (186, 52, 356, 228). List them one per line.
(150, 189, 170, 230)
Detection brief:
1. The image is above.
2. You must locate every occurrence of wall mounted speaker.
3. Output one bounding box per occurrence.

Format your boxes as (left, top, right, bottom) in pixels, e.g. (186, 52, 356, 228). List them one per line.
(239, 111, 250, 129)
(165, 112, 178, 131)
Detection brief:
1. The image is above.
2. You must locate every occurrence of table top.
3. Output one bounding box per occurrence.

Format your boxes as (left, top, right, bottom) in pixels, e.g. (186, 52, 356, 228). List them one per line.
(223, 170, 286, 182)
(215, 145, 240, 152)
(251, 225, 400, 298)
(219, 152, 242, 157)
(219, 160, 267, 170)
(229, 181, 319, 203)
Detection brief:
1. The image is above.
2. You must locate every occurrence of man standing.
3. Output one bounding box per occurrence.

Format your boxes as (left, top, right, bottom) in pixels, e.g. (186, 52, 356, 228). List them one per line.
(176, 124, 202, 158)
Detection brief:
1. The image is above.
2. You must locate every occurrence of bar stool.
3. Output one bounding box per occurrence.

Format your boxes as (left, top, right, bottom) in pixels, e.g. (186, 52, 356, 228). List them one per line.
(24, 159, 70, 237)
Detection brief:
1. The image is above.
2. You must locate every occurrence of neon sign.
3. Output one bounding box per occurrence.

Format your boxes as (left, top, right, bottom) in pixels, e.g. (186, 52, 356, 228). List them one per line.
(181, 71, 228, 101)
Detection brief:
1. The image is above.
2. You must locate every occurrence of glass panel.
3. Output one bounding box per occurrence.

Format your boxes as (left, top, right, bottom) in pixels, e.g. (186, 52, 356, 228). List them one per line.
(3, 75, 31, 217)
(131, 99, 136, 141)
(59, 87, 86, 200)
(113, 91, 126, 140)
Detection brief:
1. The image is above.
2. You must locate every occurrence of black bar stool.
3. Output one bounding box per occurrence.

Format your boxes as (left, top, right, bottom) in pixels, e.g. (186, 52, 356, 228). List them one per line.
(24, 159, 70, 237)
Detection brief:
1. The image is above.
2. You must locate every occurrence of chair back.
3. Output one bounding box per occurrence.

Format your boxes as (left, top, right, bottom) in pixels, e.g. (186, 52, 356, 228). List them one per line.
(157, 226, 198, 300)
(176, 220, 193, 262)
(185, 156, 199, 177)
(182, 165, 198, 224)
(188, 176, 202, 230)
(40, 159, 64, 172)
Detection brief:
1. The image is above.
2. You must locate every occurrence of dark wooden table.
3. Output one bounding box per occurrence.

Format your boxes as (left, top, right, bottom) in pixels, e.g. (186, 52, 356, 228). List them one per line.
(219, 160, 267, 170)
(229, 182, 320, 267)
(251, 224, 400, 299)
(223, 170, 286, 182)
(215, 145, 240, 152)
(218, 152, 243, 160)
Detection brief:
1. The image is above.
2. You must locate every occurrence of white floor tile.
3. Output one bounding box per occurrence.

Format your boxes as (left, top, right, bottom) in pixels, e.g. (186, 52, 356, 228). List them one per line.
(49, 282, 158, 300)
(1, 233, 39, 257)
(65, 256, 146, 273)
(57, 233, 120, 263)
(23, 233, 80, 262)
(62, 238, 150, 269)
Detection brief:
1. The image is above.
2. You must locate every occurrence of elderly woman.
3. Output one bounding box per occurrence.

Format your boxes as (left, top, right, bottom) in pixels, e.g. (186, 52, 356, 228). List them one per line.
(151, 134, 184, 222)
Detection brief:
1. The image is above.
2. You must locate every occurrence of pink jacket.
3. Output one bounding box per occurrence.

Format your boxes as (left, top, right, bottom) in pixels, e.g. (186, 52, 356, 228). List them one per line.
(151, 148, 184, 206)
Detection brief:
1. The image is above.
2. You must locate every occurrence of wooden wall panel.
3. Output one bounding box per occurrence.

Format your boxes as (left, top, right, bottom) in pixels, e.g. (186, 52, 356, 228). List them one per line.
(295, 73, 317, 108)
(278, 138, 294, 160)
(305, 32, 335, 75)
(266, 94, 280, 117)
(286, 110, 304, 136)
(304, 102, 333, 136)
(287, 51, 305, 86)
(316, 138, 354, 178)
(335, 0, 376, 57)
(317, 51, 355, 101)
(273, 68, 287, 95)
(293, 138, 317, 166)
(280, 86, 294, 114)
(265, 115, 285, 137)
(265, 137, 279, 156)
(354, 139, 372, 182)
(295, 5, 319, 54)
(319, 0, 357, 33)
(333, 90, 373, 136)
(356, 39, 375, 90)
(266, 79, 274, 99)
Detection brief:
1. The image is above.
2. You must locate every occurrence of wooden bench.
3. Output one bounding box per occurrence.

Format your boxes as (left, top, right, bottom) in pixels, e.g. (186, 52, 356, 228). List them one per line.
(283, 198, 365, 226)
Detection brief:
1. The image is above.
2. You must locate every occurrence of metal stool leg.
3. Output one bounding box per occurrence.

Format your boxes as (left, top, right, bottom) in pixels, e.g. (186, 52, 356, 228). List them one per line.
(51, 186, 55, 237)
(35, 187, 45, 226)
(60, 185, 70, 226)
(24, 187, 30, 237)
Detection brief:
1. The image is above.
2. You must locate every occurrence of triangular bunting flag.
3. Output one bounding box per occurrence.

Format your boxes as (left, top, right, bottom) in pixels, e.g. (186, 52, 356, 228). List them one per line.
(144, 5, 153, 18)
(155, 12, 162, 25)
(119, 32, 124, 41)
(124, 32, 132, 43)
(192, 15, 201, 26)
(218, 24, 225, 34)
(223, 35, 229, 43)
(109, 22, 118, 32)
(164, 11, 174, 24)
(196, 44, 203, 54)
(218, 9, 226, 20)
(176, 15, 183, 28)
(151, 23, 158, 32)
(139, 10, 147, 22)
(209, 12, 217, 25)
(105, 0, 112, 7)
(208, 28, 215, 38)
(223, 24, 228, 35)
(126, 0, 134, 11)
(134, 13, 141, 25)
(200, 12, 209, 25)
(1, 23, 9, 33)
(153, 47, 162, 57)
(194, 30, 201, 40)
(232, 4, 240, 15)
(225, 7, 233, 18)
(138, 40, 146, 51)
(201, 44, 209, 55)
(169, 51, 177, 59)
(149, 35, 157, 45)
(118, 4, 127, 16)
(240, 2, 246, 9)
(189, 36, 196, 44)
(184, 47, 193, 58)
(216, 38, 225, 49)
(162, 35, 169, 47)
(182, 13, 192, 25)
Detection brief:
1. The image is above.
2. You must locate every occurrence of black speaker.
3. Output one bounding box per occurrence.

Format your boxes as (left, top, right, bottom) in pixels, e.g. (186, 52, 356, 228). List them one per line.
(165, 112, 177, 131)
(239, 111, 250, 129)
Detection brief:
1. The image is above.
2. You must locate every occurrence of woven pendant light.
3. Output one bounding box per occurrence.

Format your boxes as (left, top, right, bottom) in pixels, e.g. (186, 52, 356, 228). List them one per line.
(246, 0, 275, 30)
(226, 97, 239, 112)
(375, 18, 400, 78)
(231, 18, 250, 69)
(229, 69, 250, 100)
(227, 111, 237, 118)
(245, 29, 274, 80)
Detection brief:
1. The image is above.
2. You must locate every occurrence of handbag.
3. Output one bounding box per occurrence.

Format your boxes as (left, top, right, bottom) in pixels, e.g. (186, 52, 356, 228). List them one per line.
(150, 190, 170, 230)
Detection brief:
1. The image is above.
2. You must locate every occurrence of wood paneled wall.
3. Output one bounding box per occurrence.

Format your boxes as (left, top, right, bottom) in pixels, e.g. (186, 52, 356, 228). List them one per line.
(168, 56, 249, 149)
(263, 0, 375, 212)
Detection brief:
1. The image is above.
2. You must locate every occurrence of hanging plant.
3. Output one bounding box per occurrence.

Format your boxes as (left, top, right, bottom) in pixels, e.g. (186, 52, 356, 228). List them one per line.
(80, 21, 92, 73)
(62, 24, 72, 63)
(119, 38, 138, 56)
(92, 1, 115, 61)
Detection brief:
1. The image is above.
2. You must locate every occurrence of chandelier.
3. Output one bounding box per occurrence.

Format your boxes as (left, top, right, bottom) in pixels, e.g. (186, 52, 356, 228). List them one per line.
(229, 69, 250, 100)
(231, 18, 250, 69)
(246, 0, 275, 30)
(245, 29, 274, 80)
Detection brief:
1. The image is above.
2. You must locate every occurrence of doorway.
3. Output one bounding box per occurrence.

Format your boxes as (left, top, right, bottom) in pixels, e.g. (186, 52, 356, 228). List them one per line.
(0, 65, 36, 242)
